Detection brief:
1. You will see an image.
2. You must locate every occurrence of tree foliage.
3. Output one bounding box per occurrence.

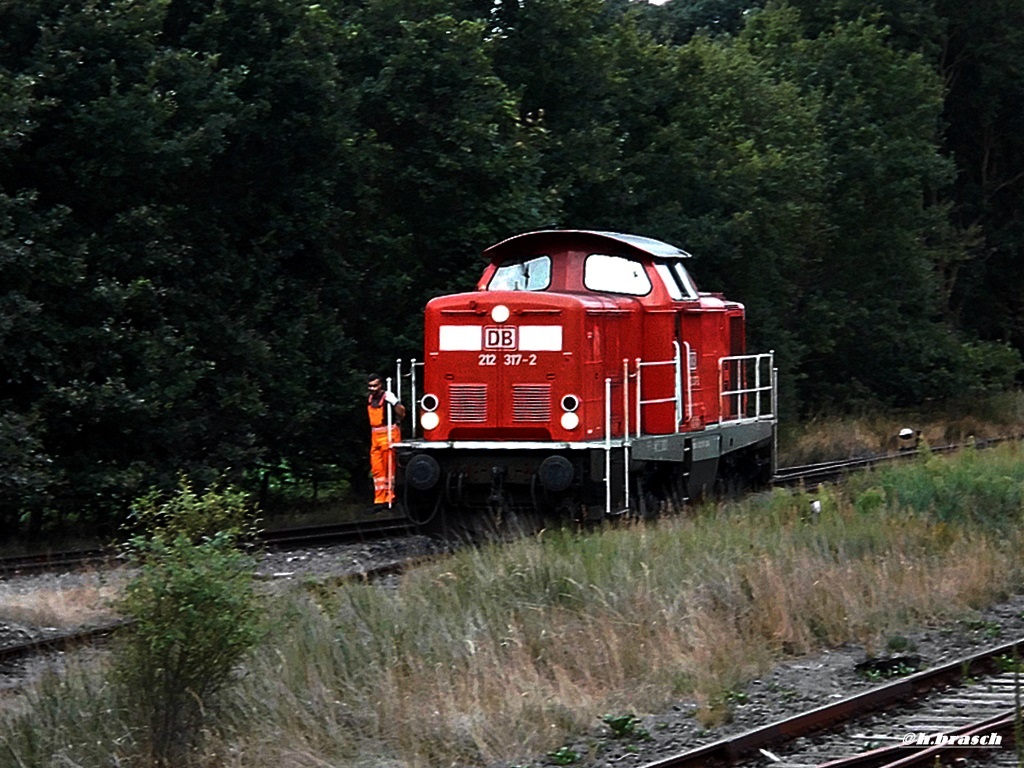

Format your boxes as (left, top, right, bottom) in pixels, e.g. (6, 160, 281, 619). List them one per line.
(0, 0, 1021, 534)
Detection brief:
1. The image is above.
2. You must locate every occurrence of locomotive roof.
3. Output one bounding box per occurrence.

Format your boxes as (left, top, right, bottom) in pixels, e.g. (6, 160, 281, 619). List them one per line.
(482, 230, 693, 261)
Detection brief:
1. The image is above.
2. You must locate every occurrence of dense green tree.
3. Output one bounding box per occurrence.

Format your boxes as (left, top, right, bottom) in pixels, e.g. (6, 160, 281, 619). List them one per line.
(640, 32, 828, 412)
(336, 0, 554, 359)
(0, 0, 552, 531)
(163, 0, 370, 489)
(0, 0, 360, 526)
(776, 0, 1024, 385)
(315, 0, 556, 492)
(491, 3, 827, 409)
(1, 0, 1022, 535)
(935, 1, 1024, 353)
(780, 0, 944, 48)
(634, 0, 768, 44)
(739, 4, 1016, 408)
(490, 0, 640, 226)
(1, 0, 280, 526)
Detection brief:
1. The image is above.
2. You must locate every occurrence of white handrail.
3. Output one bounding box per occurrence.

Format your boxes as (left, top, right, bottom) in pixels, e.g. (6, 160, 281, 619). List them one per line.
(386, 376, 395, 508)
(682, 341, 693, 424)
(673, 340, 682, 431)
(719, 352, 775, 423)
(604, 377, 612, 517)
(633, 347, 683, 439)
(634, 357, 642, 440)
(394, 359, 425, 438)
(622, 359, 631, 510)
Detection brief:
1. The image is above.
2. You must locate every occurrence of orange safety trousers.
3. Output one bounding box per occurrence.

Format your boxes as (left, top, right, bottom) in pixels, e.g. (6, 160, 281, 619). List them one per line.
(370, 425, 400, 504)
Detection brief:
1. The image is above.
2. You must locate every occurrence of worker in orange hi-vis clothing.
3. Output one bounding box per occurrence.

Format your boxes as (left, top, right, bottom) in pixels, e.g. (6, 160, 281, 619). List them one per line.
(366, 373, 406, 513)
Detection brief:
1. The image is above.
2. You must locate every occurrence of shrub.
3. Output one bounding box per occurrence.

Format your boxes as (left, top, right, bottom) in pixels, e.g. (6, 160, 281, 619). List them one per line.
(113, 479, 264, 766)
(125, 477, 257, 543)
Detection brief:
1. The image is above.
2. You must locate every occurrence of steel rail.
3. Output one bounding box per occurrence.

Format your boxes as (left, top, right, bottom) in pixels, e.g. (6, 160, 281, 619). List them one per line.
(816, 708, 1019, 768)
(772, 434, 1023, 488)
(639, 637, 1024, 768)
(0, 517, 414, 576)
(0, 621, 128, 664)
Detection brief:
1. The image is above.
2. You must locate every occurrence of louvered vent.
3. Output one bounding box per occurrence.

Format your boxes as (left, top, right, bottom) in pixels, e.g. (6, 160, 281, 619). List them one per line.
(449, 383, 488, 422)
(513, 384, 551, 422)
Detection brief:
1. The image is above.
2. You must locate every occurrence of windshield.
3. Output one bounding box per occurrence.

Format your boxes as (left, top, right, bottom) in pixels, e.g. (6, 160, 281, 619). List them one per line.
(583, 253, 652, 296)
(487, 255, 551, 291)
(672, 262, 699, 298)
(655, 261, 699, 300)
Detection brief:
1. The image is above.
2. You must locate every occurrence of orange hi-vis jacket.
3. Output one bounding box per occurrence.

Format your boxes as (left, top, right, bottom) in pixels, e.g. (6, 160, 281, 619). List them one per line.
(368, 391, 401, 505)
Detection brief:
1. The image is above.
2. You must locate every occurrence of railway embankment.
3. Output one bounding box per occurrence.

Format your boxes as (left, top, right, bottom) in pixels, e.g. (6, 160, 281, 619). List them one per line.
(2, 442, 1023, 767)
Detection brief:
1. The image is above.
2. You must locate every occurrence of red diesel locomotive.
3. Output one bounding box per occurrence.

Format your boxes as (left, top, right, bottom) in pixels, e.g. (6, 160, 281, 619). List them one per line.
(391, 230, 776, 527)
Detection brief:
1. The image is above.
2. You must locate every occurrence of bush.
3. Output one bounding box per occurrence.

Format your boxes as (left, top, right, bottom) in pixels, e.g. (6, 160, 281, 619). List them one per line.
(113, 480, 264, 766)
(125, 477, 258, 543)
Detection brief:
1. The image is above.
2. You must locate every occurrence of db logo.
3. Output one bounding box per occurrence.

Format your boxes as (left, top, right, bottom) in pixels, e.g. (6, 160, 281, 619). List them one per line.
(484, 326, 517, 349)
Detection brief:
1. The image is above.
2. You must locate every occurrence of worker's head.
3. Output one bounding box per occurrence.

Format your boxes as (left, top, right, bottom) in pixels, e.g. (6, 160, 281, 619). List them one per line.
(367, 373, 383, 393)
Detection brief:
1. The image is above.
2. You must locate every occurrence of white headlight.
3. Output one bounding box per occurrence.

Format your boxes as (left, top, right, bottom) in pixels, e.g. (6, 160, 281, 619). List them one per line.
(560, 412, 580, 430)
(421, 412, 440, 431)
(491, 304, 510, 323)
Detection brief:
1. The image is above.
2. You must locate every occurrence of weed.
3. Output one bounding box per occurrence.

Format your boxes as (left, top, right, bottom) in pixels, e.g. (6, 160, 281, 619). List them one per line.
(602, 713, 652, 741)
(699, 688, 750, 726)
(961, 619, 1003, 638)
(856, 656, 922, 682)
(723, 689, 749, 705)
(7, 442, 1024, 767)
(996, 654, 1024, 674)
(547, 745, 580, 765)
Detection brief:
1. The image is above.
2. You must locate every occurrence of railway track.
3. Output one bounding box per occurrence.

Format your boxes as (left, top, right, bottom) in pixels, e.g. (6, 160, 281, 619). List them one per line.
(0, 621, 127, 667)
(772, 434, 1023, 488)
(0, 515, 414, 576)
(639, 639, 1024, 768)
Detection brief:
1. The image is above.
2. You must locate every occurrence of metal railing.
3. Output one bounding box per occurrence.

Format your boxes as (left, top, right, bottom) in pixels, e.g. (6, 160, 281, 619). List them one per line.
(394, 350, 775, 442)
(394, 358, 425, 438)
(719, 352, 775, 424)
(633, 340, 687, 438)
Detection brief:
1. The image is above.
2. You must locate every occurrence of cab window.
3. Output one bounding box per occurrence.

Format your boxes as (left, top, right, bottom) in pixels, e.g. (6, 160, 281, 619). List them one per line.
(584, 253, 652, 295)
(655, 263, 683, 300)
(654, 261, 699, 300)
(487, 255, 551, 291)
(672, 262, 699, 298)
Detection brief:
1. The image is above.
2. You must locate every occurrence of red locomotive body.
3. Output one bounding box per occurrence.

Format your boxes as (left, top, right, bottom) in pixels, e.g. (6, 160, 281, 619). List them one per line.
(394, 230, 775, 526)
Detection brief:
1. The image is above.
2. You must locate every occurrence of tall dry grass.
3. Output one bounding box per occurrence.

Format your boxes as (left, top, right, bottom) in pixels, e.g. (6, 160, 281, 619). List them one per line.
(0, 573, 122, 628)
(212, 446, 1024, 767)
(3, 444, 1024, 767)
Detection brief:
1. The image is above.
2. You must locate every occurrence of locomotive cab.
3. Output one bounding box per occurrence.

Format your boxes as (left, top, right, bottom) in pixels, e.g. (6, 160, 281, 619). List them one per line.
(394, 230, 775, 528)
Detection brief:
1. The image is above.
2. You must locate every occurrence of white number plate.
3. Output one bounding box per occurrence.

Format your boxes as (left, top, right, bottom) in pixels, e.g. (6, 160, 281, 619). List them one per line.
(477, 353, 537, 366)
